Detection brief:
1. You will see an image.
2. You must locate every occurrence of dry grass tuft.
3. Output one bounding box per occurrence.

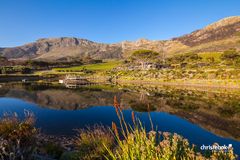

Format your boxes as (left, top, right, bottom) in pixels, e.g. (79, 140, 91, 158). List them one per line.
(0, 111, 38, 160)
(74, 125, 115, 160)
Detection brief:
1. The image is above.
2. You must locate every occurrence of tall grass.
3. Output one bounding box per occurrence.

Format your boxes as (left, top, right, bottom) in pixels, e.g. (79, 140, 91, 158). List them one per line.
(74, 125, 115, 160)
(0, 111, 37, 160)
(104, 96, 237, 160)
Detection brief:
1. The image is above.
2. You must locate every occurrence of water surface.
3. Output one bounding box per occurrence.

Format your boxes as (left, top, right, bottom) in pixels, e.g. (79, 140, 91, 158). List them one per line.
(0, 82, 239, 154)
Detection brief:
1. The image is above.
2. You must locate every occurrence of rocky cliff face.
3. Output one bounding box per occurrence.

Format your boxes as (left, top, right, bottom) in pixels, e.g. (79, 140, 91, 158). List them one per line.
(0, 16, 240, 61)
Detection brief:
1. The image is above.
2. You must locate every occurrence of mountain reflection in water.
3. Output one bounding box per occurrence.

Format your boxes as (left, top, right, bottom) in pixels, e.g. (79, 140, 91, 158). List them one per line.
(0, 82, 240, 154)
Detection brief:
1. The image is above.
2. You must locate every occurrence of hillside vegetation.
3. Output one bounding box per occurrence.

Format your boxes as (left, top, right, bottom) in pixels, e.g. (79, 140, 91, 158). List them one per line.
(108, 48, 240, 86)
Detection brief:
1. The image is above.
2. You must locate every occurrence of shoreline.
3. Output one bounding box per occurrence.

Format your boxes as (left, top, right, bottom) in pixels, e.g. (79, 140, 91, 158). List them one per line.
(1, 74, 240, 89)
(114, 78, 240, 89)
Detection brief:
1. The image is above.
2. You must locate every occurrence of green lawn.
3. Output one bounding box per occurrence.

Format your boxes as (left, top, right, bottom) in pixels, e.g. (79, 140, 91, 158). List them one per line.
(53, 60, 122, 72)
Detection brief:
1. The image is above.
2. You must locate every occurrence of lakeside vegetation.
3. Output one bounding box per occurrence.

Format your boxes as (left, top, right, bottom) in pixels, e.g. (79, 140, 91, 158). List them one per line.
(105, 98, 237, 160)
(48, 49, 240, 86)
(1, 48, 240, 88)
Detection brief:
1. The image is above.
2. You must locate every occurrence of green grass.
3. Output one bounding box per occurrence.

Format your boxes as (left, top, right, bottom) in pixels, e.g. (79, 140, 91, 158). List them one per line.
(54, 60, 122, 72)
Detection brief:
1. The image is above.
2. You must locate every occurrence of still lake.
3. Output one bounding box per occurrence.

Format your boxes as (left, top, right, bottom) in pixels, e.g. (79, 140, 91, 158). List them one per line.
(0, 82, 240, 154)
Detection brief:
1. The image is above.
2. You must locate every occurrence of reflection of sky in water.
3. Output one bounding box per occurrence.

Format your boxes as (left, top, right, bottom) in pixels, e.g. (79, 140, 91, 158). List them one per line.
(0, 97, 239, 154)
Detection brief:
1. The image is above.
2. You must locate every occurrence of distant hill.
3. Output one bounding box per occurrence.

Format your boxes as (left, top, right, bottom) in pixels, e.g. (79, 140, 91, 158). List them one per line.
(0, 16, 240, 61)
(0, 38, 123, 61)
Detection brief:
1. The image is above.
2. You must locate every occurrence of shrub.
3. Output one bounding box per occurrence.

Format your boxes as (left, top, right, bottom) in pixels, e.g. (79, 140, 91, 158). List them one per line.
(221, 48, 240, 60)
(168, 53, 202, 64)
(131, 50, 159, 59)
(104, 97, 238, 160)
(74, 125, 115, 160)
(0, 111, 38, 160)
(130, 50, 159, 64)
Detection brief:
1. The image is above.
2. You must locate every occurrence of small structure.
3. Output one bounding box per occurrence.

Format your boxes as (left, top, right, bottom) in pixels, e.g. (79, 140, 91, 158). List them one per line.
(139, 62, 167, 70)
(59, 79, 64, 84)
(59, 75, 92, 86)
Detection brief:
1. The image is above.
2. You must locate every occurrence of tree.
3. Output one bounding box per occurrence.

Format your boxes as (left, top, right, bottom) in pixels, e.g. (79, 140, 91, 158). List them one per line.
(130, 50, 159, 69)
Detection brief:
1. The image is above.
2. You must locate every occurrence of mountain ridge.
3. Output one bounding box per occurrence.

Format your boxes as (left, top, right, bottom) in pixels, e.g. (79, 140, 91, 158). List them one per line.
(0, 16, 240, 61)
(173, 16, 240, 46)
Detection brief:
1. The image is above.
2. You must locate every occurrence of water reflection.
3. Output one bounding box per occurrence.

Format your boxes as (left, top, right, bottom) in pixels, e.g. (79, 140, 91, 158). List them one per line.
(0, 82, 240, 142)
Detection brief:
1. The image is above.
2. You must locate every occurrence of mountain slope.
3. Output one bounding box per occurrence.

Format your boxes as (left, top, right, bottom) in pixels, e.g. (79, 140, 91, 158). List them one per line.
(0, 38, 123, 61)
(173, 16, 240, 46)
(0, 16, 240, 61)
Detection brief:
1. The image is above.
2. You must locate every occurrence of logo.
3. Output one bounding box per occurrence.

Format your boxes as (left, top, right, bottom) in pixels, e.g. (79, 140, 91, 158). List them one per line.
(200, 144, 233, 152)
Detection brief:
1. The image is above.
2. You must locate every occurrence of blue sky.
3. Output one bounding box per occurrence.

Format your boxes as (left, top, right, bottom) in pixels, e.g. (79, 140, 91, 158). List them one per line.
(0, 0, 240, 47)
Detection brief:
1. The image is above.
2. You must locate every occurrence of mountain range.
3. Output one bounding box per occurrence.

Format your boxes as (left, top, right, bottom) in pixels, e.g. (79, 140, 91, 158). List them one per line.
(0, 16, 240, 62)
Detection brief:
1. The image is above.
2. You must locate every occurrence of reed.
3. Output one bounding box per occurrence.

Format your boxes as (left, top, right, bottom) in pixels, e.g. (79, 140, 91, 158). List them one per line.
(104, 96, 238, 160)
